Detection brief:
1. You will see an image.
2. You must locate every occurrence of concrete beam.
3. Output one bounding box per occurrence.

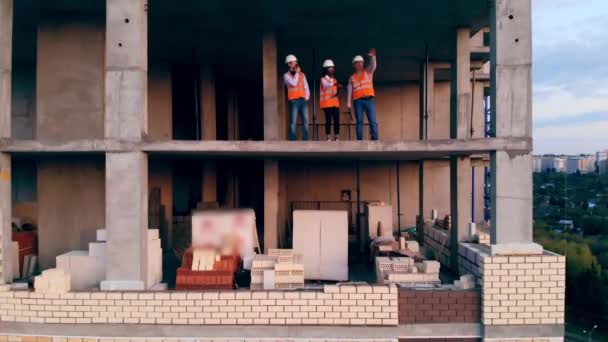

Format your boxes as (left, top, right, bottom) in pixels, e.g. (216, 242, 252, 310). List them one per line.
(104, 0, 148, 140)
(262, 33, 279, 140)
(0, 153, 12, 283)
(0, 0, 12, 138)
(264, 159, 279, 251)
(102, 152, 148, 290)
(0, 137, 531, 158)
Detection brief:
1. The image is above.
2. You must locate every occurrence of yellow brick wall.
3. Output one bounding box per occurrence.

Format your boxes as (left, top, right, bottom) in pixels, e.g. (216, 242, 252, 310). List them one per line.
(483, 339, 563, 342)
(0, 337, 398, 342)
(459, 243, 566, 326)
(0, 284, 398, 326)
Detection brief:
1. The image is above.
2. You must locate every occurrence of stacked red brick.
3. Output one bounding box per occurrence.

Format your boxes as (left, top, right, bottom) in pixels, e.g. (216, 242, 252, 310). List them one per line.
(398, 289, 481, 324)
(176, 248, 240, 290)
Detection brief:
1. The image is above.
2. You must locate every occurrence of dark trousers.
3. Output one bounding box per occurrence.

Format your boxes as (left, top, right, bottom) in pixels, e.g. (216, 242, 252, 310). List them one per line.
(323, 107, 340, 136)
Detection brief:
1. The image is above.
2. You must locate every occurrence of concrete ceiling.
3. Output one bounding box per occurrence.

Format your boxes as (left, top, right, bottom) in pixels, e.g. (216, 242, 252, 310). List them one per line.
(12, 0, 489, 83)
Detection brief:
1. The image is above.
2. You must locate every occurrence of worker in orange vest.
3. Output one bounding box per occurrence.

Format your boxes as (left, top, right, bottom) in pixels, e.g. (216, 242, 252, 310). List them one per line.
(283, 54, 310, 141)
(320, 59, 342, 141)
(347, 48, 378, 140)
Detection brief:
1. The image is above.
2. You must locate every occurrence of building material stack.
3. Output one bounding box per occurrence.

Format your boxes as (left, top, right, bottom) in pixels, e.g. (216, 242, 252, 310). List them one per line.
(34, 268, 71, 293)
(146, 229, 163, 288)
(175, 247, 240, 290)
(376, 257, 440, 286)
(250, 248, 304, 290)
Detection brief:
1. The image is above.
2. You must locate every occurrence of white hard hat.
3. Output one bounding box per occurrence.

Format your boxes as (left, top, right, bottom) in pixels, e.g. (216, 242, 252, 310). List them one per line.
(323, 59, 335, 68)
(285, 54, 298, 64)
(352, 55, 364, 64)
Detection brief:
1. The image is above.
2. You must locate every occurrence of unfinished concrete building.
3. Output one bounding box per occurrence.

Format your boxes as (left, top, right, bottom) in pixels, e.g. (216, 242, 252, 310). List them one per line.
(0, 1, 565, 341)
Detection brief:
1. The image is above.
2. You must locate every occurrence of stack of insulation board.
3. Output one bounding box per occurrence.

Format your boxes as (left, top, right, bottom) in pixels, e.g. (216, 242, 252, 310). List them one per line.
(34, 268, 71, 293)
(376, 257, 440, 286)
(147, 229, 163, 288)
(175, 248, 240, 290)
(55, 228, 162, 290)
(250, 249, 304, 290)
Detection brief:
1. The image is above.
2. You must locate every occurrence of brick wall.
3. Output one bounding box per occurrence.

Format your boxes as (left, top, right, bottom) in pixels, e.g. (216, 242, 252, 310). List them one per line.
(0, 337, 398, 342)
(398, 288, 481, 324)
(459, 243, 565, 326)
(423, 224, 451, 267)
(399, 339, 481, 342)
(0, 284, 398, 326)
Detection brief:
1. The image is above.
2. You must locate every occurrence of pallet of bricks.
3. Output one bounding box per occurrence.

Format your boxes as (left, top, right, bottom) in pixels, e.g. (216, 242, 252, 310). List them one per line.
(175, 247, 240, 290)
(376, 257, 441, 286)
(250, 249, 304, 290)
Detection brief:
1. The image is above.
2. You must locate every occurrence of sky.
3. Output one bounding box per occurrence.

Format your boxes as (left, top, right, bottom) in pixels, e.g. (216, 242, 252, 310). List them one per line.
(532, 0, 608, 155)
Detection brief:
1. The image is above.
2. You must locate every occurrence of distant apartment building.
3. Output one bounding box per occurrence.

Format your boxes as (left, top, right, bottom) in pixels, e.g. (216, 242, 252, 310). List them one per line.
(597, 150, 608, 174)
(566, 155, 595, 174)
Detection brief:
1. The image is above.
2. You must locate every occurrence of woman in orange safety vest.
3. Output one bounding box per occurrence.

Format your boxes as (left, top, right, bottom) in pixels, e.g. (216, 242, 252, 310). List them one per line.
(320, 59, 342, 141)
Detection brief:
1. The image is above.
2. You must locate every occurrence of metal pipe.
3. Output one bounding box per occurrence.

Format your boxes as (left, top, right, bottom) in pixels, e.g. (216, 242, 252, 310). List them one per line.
(356, 160, 362, 252)
(312, 47, 317, 140)
(471, 166, 475, 223)
(396, 161, 401, 234)
(470, 69, 476, 137)
(424, 44, 430, 140)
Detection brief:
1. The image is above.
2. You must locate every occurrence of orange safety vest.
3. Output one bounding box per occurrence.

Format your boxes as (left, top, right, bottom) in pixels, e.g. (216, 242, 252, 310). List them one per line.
(319, 77, 339, 108)
(350, 71, 375, 100)
(286, 72, 307, 101)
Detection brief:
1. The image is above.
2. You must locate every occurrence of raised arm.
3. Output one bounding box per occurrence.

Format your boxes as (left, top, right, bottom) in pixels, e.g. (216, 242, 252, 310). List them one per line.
(367, 55, 377, 75)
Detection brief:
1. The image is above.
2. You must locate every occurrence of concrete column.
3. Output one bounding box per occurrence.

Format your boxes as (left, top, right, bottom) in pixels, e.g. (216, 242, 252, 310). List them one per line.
(200, 65, 217, 204)
(200, 65, 216, 141)
(104, 0, 148, 140)
(451, 27, 472, 140)
(0, 0, 13, 138)
(450, 28, 473, 271)
(226, 90, 239, 140)
(202, 162, 217, 204)
(0, 153, 12, 283)
(263, 33, 279, 140)
(101, 152, 149, 290)
(264, 160, 279, 251)
(489, 0, 540, 255)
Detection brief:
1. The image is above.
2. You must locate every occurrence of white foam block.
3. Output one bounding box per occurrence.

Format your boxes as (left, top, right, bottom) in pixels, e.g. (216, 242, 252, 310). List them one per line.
(263, 269, 275, 290)
(147, 229, 159, 240)
(96, 229, 107, 242)
(56, 251, 104, 290)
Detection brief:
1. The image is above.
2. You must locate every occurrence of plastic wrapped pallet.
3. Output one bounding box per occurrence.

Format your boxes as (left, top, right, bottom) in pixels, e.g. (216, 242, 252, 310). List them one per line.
(293, 210, 348, 281)
(191, 209, 257, 261)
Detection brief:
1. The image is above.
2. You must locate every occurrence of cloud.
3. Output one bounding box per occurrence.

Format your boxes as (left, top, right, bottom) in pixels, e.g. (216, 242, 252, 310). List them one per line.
(534, 120, 608, 154)
(533, 81, 608, 121)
